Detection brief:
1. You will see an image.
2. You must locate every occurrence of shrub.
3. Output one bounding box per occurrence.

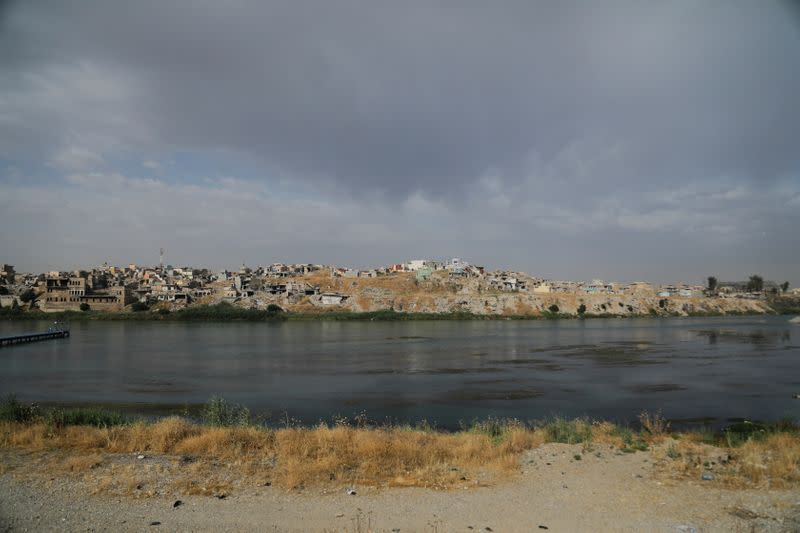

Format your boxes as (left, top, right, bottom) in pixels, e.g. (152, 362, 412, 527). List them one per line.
(266, 304, 283, 313)
(79, 302, 90, 312)
(577, 304, 586, 315)
(612, 426, 649, 452)
(548, 304, 559, 314)
(723, 420, 768, 447)
(639, 410, 669, 438)
(130, 301, 149, 312)
(202, 396, 251, 427)
(467, 417, 523, 444)
(543, 417, 592, 444)
(45, 407, 126, 429)
(0, 394, 37, 423)
(666, 443, 680, 459)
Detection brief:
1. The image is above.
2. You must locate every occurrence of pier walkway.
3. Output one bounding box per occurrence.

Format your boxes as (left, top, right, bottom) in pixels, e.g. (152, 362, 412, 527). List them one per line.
(0, 329, 70, 347)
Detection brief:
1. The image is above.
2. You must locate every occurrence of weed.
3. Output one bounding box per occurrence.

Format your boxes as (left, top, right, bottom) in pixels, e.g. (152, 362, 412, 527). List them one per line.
(639, 411, 670, 440)
(0, 395, 36, 423)
(202, 396, 251, 427)
(542, 417, 592, 444)
(666, 443, 681, 459)
(45, 408, 126, 429)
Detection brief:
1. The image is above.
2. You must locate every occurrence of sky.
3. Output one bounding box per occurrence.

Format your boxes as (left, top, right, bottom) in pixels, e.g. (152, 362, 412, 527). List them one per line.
(1, 1, 799, 285)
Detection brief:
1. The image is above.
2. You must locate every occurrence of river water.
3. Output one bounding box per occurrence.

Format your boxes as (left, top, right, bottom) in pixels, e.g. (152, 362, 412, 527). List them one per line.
(1, 317, 798, 428)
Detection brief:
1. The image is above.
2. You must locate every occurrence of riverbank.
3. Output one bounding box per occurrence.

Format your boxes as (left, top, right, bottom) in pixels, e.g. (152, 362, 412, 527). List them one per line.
(1, 401, 799, 532)
(2, 397, 798, 490)
(0, 302, 784, 322)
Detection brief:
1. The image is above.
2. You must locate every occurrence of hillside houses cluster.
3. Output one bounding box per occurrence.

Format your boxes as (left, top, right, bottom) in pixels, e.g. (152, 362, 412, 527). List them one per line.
(0, 259, 789, 313)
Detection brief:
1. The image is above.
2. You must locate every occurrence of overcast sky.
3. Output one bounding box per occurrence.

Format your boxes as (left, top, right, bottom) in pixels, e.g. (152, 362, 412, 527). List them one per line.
(1, 1, 798, 284)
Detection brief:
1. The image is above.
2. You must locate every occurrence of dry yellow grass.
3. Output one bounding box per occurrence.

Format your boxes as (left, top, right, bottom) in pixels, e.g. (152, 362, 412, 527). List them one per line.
(2, 418, 798, 493)
(654, 433, 800, 488)
(0, 419, 541, 490)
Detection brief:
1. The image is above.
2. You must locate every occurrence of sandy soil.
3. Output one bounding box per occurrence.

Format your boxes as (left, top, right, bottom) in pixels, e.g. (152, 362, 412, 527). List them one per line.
(1, 444, 798, 532)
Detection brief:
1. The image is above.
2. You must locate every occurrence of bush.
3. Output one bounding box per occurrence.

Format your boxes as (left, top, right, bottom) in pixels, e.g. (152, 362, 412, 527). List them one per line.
(722, 420, 768, 447)
(79, 302, 90, 312)
(639, 410, 669, 437)
(612, 426, 649, 452)
(577, 304, 586, 315)
(173, 302, 285, 321)
(543, 417, 592, 444)
(45, 407, 126, 429)
(0, 394, 37, 423)
(202, 396, 251, 427)
(130, 301, 149, 312)
(548, 304, 559, 314)
(266, 304, 283, 313)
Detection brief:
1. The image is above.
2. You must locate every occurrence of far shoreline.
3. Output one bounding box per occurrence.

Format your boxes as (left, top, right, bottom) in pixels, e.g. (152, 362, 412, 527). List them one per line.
(1, 303, 792, 323)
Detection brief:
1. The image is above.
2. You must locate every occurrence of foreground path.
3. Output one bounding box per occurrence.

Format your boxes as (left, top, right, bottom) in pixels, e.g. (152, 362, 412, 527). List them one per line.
(1, 444, 798, 532)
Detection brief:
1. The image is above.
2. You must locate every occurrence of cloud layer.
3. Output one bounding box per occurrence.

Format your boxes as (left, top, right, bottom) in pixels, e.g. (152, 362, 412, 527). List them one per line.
(1, 1, 798, 283)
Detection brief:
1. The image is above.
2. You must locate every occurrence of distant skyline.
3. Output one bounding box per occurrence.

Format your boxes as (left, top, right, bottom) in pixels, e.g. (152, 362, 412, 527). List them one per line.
(1, 1, 799, 285)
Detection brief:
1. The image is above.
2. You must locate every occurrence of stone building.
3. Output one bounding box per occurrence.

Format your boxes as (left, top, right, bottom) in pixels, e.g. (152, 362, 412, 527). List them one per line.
(41, 274, 133, 312)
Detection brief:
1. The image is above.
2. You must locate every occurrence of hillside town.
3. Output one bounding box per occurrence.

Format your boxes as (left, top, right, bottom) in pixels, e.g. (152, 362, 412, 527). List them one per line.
(0, 258, 794, 317)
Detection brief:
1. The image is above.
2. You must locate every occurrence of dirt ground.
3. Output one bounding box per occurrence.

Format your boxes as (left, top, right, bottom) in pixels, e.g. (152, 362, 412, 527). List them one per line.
(1, 443, 798, 532)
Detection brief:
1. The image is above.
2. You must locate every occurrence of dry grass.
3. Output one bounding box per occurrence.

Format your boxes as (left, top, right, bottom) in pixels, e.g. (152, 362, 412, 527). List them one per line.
(60, 453, 104, 473)
(0, 419, 541, 491)
(2, 417, 798, 494)
(654, 432, 800, 488)
(638, 411, 670, 442)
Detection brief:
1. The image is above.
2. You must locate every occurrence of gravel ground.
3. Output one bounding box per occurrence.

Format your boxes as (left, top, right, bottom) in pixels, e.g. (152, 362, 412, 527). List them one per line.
(1, 444, 798, 532)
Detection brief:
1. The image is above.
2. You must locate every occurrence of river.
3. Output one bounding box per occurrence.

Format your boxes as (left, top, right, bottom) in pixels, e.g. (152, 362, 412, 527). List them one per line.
(1, 316, 798, 428)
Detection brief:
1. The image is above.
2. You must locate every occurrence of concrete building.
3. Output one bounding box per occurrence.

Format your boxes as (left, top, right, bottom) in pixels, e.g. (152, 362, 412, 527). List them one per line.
(320, 293, 348, 305)
(1, 264, 15, 281)
(406, 259, 426, 272)
(41, 274, 133, 312)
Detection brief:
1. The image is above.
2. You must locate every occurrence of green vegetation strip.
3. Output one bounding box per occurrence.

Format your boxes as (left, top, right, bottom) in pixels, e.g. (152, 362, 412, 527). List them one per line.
(1, 302, 778, 322)
(2, 394, 796, 450)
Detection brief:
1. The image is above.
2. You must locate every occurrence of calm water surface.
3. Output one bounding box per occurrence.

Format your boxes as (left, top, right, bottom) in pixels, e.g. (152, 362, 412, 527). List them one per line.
(1, 317, 798, 428)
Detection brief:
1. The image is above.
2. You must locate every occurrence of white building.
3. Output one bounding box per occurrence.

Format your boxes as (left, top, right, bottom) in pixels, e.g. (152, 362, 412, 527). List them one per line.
(406, 259, 426, 272)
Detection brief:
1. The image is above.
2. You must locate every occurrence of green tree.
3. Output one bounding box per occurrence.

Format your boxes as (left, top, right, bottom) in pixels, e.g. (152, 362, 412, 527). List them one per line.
(707, 276, 718, 292)
(548, 304, 559, 314)
(747, 275, 764, 293)
(79, 302, 90, 312)
(577, 304, 586, 315)
(780, 281, 790, 293)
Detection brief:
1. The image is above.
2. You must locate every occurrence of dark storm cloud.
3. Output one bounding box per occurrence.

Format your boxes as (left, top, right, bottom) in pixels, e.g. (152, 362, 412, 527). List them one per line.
(3, 1, 798, 197)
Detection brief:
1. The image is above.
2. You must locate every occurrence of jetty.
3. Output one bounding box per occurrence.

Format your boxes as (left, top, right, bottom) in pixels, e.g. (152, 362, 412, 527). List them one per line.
(0, 324, 70, 347)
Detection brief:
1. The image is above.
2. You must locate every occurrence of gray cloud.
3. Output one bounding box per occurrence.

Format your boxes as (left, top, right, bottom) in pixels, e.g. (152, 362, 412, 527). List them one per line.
(1, 1, 799, 282)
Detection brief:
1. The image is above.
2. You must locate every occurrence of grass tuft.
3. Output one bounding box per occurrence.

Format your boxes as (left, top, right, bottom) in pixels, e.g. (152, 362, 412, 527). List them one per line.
(542, 417, 592, 444)
(202, 396, 251, 427)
